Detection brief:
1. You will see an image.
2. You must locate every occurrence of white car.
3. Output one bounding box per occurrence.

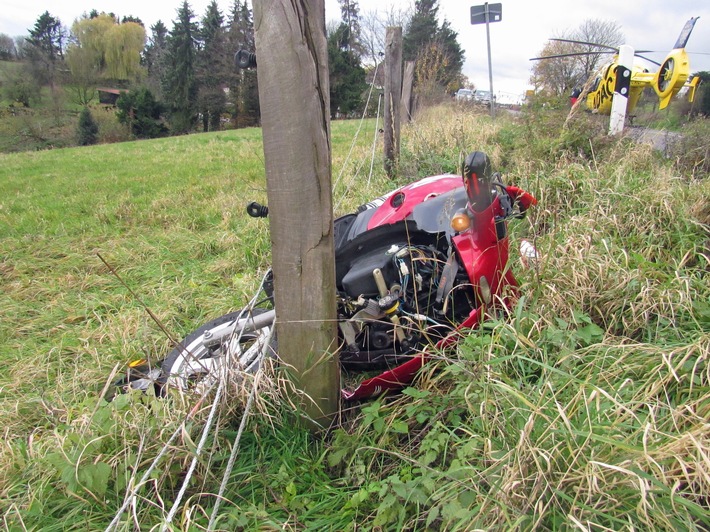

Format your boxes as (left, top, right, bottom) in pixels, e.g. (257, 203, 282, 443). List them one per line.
(456, 88, 474, 101)
(474, 90, 493, 103)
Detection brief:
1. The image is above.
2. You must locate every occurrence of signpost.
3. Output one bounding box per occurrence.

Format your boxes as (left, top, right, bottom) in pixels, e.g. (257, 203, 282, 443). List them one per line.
(470, 2, 502, 117)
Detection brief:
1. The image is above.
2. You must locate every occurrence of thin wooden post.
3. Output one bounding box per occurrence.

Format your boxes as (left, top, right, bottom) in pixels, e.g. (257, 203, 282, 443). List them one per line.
(401, 60, 415, 123)
(252, 0, 339, 427)
(384, 26, 402, 178)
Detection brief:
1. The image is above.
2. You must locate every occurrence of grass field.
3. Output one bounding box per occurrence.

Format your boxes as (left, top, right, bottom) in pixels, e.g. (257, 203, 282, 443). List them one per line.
(1, 106, 708, 530)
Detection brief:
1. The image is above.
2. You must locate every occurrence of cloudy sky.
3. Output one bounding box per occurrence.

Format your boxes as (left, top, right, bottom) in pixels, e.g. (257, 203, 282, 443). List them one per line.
(3, 0, 709, 103)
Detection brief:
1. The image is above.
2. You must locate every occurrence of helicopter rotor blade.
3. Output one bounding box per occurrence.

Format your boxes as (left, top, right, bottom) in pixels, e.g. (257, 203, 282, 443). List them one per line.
(530, 51, 614, 61)
(634, 54, 662, 66)
(550, 38, 619, 51)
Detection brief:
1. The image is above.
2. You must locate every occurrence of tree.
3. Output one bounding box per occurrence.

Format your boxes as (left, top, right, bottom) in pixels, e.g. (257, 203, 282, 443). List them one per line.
(116, 87, 168, 138)
(76, 107, 99, 145)
(529, 40, 580, 96)
(2, 64, 39, 106)
(328, 23, 367, 116)
(104, 22, 146, 81)
(0, 33, 16, 60)
(67, 14, 146, 85)
(196, 0, 227, 132)
(360, 5, 412, 66)
(65, 44, 100, 105)
(162, 1, 199, 134)
(144, 21, 169, 98)
(530, 19, 624, 96)
(338, 0, 363, 55)
(692, 71, 710, 117)
(25, 11, 66, 90)
(226, 0, 259, 127)
(403, 0, 438, 63)
(403, 0, 464, 95)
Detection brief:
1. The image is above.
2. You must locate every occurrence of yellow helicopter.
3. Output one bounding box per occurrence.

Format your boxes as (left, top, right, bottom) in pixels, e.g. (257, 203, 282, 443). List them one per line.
(532, 17, 701, 115)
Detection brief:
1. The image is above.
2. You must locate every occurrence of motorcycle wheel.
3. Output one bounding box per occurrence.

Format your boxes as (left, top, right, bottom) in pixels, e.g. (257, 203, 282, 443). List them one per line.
(161, 308, 274, 394)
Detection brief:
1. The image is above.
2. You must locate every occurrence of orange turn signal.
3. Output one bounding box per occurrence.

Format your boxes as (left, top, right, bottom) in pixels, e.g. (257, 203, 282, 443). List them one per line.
(450, 211, 471, 233)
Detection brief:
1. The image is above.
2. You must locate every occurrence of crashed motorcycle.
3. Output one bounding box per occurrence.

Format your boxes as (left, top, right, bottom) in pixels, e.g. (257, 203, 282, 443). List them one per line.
(115, 151, 536, 401)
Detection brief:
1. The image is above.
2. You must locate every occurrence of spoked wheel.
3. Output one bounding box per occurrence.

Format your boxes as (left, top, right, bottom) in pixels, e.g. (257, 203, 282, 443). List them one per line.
(161, 308, 275, 394)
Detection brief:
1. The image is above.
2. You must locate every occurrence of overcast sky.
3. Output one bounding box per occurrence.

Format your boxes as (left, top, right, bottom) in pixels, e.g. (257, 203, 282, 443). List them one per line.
(3, 0, 709, 103)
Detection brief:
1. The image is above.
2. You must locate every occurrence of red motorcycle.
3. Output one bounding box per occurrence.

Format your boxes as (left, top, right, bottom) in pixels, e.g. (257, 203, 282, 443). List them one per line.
(116, 151, 536, 401)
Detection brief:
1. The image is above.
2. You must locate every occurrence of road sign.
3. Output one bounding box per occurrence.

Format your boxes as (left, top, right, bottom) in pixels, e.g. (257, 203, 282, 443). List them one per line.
(470, 3, 502, 25)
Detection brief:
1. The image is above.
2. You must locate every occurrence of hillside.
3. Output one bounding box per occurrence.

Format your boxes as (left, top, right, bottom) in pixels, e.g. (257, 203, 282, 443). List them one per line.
(0, 106, 708, 530)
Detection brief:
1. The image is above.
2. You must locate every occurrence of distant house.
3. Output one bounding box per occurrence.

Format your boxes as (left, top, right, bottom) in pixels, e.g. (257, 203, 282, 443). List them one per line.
(97, 88, 128, 106)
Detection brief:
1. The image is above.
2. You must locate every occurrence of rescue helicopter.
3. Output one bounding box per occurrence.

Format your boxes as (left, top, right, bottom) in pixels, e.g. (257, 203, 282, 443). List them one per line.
(531, 16, 701, 115)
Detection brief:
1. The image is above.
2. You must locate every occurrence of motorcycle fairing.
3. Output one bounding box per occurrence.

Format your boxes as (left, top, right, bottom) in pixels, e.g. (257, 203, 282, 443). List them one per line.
(452, 195, 516, 303)
(366, 175, 464, 230)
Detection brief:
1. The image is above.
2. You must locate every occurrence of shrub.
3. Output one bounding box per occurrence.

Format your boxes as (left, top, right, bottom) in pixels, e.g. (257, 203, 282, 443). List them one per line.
(116, 87, 168, 139)
(76, 107, 98, 146)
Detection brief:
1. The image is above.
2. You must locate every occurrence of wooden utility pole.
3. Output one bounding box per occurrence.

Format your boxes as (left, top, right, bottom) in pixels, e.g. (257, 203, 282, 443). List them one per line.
(252, 0, 339, 427)
(384, 26, 402, 178)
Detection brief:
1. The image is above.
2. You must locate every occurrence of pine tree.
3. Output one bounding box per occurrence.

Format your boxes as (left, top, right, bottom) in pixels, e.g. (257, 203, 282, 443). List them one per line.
(162, 1, 198, 134)
(196, 0, 227, 132)
(26, 11, 66, 90)
(403, 0, 438, 62)
(116, 87, 168, 138)
(338, 0, 363, 56)
(328, 23, 366, 117)
(145, 21, 169, 99)
(76, 107, 99, 145)
(225, 0, 259, 127)
(403, 0, 465, 94)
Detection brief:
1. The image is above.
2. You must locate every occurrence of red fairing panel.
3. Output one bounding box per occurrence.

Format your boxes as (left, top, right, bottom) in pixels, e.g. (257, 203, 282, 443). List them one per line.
(366, 175, 463, 229)
(452, 196, 515, 299)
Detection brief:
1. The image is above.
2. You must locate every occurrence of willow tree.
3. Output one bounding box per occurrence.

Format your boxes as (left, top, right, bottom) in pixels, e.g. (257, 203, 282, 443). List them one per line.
(67, 14, 146, 84)
(104, 22, 146, 80)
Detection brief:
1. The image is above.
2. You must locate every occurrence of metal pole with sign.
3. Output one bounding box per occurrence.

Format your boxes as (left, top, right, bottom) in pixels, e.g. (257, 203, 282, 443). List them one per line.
(470, 2, 502, 118)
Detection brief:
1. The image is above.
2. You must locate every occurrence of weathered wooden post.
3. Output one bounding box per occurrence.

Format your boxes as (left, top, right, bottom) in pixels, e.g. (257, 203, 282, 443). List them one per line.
(252, 0, 339, 426)
(384, 26, 402, 177)
(401, 60, 415, 123)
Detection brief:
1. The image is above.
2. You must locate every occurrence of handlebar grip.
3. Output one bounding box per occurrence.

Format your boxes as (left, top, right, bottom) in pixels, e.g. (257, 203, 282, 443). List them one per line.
(247, 202, 268, 218)
(235, 49, 257, 69)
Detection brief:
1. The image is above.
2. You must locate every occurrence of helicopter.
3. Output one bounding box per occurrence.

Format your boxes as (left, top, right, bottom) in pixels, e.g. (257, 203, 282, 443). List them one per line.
(531, 16, 701, 115)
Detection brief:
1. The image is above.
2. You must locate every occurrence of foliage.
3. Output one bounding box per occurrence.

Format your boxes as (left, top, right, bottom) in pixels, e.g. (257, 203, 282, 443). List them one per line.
(144, 21, 169, 100)
(1, 62, 40, 107)
(161, 1, 199, 134)
(225, 0, 259, 128)
(403, 0, 464, 94)
(25, 11, 66, 89)
(76, 106, 99, 145)
(116, 87, 167, 139)
(104, 22, 146, 81)
(68, 15, 146, 83)
(359, 4, 412, 66)
(691, 70, 710, 117)
(530, 19, 624, 95)
(337, 0, 364, 56)
(666, 118, 710, 178)
(328, 23, 367, 117)
(196, 0, 228, 132)
(0, 33, 17, 60)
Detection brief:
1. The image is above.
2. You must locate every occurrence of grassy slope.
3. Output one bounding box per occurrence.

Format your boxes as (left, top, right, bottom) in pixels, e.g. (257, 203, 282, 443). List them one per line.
(0, 108, 708, 530)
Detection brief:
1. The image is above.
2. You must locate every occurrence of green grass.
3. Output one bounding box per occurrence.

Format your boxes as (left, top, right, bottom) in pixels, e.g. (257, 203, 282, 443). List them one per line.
(1, 107, 708, 530)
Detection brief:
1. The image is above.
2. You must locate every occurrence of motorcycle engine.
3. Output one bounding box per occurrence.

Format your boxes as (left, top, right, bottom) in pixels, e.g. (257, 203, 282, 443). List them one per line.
(338, 243, 472, 368)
